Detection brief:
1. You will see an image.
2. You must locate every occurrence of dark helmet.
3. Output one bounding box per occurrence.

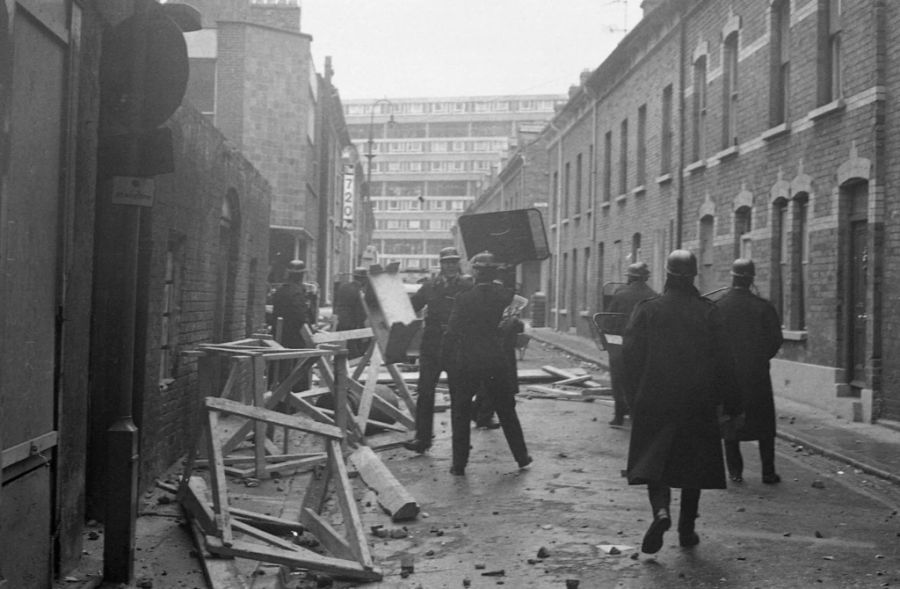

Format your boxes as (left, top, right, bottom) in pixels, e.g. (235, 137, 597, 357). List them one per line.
(439, 247, 462, 261)
(731, 258, 756, 278)
(286, 259, 307, 274)
(665, 249, 697, 277)
(626, 261, 650, 279)
(470, 251, 498, 269)
(352, 266, 368, 278)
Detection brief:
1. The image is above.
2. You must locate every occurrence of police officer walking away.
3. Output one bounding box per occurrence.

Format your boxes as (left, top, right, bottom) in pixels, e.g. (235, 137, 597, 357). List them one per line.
(623, 250, 740, 553)
(402, 247, 473, 453)
(445, 251, 531, 476)
(606, 261, 657, 426)
(333, 267, 370, 359)
(714, 259, 784, 484)
(272, 259, 315, 349)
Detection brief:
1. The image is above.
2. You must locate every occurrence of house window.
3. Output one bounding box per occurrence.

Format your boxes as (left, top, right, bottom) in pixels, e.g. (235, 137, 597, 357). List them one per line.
(734, 205, 752, 259)
(722, 32, 739, 148)
(819, 0, 842, 104)
(603, 131, 612, 201)
(186, 58, 216, 119)
(575, 153, 583, 215)
(564, 161, 571, 218)
(771, 0, 791, 126)
(792, 194, 809, 329)
(661, 85, 673, 173)
(692, 56, 708, 161)
(583, 246, 591, 310)
(588, 144, 594, 207)
(772, 198, 789, 321)
(619, 119, 629, 195)
(637, 104, 647, 186)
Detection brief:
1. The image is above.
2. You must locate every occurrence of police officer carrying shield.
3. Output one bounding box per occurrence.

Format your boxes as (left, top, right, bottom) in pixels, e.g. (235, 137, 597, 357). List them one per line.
(623, 250, 741, 553)
(714, 259, 784, 484)
(606, 261, 657, 426)
(402, 247, 473, 453)
(445, 251, 531, 476)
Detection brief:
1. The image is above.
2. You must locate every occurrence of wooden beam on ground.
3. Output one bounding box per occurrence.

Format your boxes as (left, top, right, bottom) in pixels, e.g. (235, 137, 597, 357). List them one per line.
(310, 327, 374, 344)
(553, 374, 592, 386)
(205, 411, 234, 546)
(350, 446, 419, 522)
(205, 537, 382, 582)
(541, 365, 604, 388)
(185, 512, 248, 589)
(299, 507, 356, 562)
(327, 440, 373, 568)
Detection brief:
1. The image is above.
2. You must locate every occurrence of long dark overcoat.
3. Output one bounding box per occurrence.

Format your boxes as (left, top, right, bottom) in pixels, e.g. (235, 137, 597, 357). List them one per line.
(272, 281, 313, 349)
(714, 288, 783, 440)
(623, 287, 740, 489)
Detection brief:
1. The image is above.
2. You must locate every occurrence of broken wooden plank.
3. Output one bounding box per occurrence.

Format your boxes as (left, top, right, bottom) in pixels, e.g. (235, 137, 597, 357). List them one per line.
(206, 397, 343, 440)
(328, 440, 373, 568)
(185, 512, 248, 589)
(350, 446, 419, 522)
(310, 327, 374, 344)
(523, 385, 596, 402)
(205, 537, 382, 582)
(541, 365, 604, 388)
(205, 411, 234, 546)
(299, 507, 356, 562)
(552, 374, 592, 386)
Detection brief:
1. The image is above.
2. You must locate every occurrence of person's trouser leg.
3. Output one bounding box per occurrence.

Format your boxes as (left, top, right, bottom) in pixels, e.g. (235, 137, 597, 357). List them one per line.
(492, 384, 529, 465)
(678, 488, 701, 546)
(450, 371, 476, 469)
(413, 353, 441, 446)
(607, 345, 626, 423)
(758, 436, 777, 477)
(642, 484, 672, 553)
(724, 439, 743, 479)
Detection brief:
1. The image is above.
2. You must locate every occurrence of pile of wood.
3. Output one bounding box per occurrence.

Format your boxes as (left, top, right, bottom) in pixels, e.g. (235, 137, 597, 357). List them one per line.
(522, 365, 611, 402)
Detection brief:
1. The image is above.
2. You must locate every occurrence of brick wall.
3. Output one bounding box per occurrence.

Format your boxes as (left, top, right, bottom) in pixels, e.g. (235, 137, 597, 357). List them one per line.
(133, 104, 272, 489)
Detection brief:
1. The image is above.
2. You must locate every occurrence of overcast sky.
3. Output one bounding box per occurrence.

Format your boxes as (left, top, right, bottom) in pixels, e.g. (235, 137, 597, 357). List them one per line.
(301, 0, 646, 100)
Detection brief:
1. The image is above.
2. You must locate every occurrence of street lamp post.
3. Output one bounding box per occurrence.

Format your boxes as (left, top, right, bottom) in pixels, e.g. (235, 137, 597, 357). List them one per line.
(364, 99, 394, 265)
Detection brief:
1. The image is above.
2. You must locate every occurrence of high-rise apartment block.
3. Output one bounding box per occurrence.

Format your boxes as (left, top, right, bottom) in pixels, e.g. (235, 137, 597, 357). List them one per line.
(344, 95, 565, 272)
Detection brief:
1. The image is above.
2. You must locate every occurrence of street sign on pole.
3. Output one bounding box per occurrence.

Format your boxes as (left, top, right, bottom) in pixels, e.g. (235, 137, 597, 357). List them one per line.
(342, 165, 355, 230)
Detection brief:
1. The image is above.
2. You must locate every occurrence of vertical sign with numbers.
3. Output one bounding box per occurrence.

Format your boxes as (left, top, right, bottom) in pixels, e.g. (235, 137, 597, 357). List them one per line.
(342, 165, 355, 229)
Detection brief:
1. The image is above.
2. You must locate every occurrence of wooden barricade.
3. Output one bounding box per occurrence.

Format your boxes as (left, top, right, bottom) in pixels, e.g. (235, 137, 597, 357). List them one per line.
(178, 396, 382, 582)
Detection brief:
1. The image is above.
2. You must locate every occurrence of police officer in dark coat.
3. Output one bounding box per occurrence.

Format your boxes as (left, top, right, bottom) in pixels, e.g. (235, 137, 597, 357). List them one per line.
(272, 259, 315, 349)
(606, 261, 657, 426)
(623, 250, 741, 553)
(445, 251, 531, 476)
(333, 267, 370, 359)
(715, 259, 784, 484)
(402, 247, 473, 453)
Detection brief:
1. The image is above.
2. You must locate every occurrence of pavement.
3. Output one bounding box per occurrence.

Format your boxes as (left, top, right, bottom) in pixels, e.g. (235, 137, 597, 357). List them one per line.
(526, 326, 900, 487)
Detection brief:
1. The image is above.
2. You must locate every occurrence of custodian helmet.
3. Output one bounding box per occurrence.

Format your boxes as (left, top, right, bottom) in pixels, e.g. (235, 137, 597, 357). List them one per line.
(730, 258, 756, 278)
(665, 249, 697, 277)
(286, 259, 307, 274)
(470, 251, 498, 269)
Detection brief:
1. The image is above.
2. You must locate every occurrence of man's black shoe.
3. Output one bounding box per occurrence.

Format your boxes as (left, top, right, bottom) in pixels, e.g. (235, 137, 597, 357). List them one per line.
(449, 465, 465, 476)
(517, 455, 533, 470)
(679, 531, 700, 547)
(762, 473, 781, 485)
(609, 417, 624, 427)
(401, 439, 430, 454)
(641, 508, 671, 554)
(475, 419, 501, 430)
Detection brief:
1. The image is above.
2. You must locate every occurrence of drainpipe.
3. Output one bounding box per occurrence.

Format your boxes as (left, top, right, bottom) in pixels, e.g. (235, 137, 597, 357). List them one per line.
(553, 129, 563, 330)
(870, 0, 887, 419)
(676, 11, 687, 248)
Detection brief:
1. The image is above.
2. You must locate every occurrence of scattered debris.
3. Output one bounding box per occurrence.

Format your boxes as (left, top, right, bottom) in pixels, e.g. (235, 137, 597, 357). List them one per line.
(537, 546, 551, 558)
(811, 480, 826, 489)
(598, 544, 633, 555)
(481, 569, 505, 577)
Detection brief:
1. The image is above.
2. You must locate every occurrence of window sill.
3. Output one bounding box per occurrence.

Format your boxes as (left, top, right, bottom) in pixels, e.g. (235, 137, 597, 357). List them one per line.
(714, 145, 739, 162)
(656, 173, 673, 185)
(600, 201, 611, 210)
(809, 98, 845, 121)
(615, 193, 628, 204)
(762, 122, 790, 141)
(782, 329, 807, 341)
(685, 159, 706, 174)
(579, 310, 591, 318)
(632, 185, 646, 196)
(561, 218, 569, 226)
(558, 308, 568, 316)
